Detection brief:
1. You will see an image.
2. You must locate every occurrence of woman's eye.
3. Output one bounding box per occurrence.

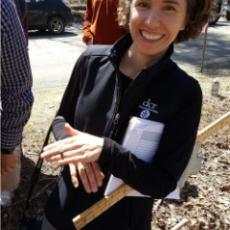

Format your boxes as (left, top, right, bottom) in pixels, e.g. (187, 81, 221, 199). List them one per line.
(163, 5, 177, 12)
(136, 1, 149, 8)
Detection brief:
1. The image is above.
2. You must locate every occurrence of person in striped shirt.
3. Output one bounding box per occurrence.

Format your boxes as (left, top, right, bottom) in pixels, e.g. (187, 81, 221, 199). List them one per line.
(1, 0, 33, 206)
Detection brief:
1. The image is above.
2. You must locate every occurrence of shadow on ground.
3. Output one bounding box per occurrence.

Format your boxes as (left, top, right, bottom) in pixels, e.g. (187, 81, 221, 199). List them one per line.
(29, 30, 78, 40)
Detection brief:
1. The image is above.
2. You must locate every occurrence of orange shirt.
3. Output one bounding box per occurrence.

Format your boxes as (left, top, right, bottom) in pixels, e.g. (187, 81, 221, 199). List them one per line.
(83, 0, 127, 45)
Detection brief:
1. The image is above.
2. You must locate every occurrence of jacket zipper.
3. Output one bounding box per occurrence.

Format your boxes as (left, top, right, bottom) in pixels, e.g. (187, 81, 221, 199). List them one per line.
(111, 113, 120, 138)
(109, 113, 120, 139)
(108, 75, 121, 138)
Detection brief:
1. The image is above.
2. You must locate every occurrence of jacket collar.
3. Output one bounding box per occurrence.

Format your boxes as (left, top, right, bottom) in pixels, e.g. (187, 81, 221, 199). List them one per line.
(109, 33, 174, 73)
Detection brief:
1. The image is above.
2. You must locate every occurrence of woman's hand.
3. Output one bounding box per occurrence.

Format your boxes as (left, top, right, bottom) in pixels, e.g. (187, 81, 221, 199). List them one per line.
(41, 123, 105, 192)
(1, 153, 18, 175)
(41, 123, 104, 165)
(69, 162, 104, 193)
(66, 125, 104, 192)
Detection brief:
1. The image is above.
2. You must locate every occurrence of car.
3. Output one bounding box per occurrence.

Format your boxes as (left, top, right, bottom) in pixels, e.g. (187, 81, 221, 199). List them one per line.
(26, 0, 74, 34)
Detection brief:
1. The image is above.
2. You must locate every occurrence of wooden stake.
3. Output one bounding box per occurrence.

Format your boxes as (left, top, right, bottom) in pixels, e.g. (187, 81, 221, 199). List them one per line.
(72, 184, 132, 230)
(197, 111, 230, 143)
(200, 22, 209, 73)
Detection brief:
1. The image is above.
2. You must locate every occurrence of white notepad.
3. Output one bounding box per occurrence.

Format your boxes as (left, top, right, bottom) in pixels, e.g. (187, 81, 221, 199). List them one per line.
(104, 117, 165, 197)
(104, 117, 201, 200)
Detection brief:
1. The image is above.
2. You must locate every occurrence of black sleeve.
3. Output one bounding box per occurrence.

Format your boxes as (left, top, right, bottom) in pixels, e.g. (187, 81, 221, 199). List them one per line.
(52, 53, 87, 140)
(99, 83, 202, 198)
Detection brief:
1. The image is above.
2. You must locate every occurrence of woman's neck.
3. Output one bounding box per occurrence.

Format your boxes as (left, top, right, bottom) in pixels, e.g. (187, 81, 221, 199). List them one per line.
(119, 44, 167, 80)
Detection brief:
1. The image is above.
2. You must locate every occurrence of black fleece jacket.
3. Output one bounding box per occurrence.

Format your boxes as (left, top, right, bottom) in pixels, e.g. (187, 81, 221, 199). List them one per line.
(45, 34, 202, 230)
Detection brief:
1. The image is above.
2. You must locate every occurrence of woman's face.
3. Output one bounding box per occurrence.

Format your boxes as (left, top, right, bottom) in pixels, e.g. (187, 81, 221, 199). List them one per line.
(129, 0, 187, 58)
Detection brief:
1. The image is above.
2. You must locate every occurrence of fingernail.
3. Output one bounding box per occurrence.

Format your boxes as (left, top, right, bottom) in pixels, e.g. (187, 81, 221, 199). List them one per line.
(93, 188, 98, 193)
(74, 183, 78, 188)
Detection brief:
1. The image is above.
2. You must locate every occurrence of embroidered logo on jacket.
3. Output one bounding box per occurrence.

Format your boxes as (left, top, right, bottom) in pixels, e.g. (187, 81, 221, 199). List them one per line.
(139, 98, 159, 118)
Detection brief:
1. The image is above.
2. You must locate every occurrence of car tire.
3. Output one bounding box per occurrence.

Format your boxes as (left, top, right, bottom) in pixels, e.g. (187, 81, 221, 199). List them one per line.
(48, 16, 65, 34)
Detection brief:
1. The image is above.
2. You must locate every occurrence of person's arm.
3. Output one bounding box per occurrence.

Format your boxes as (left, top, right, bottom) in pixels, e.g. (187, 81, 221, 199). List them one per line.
(82, 0, 94, 45)
(51, 53, 104, 192)
(54, 53, 85, 128)
(1, 0, 33, 155)
(99, 83, 202, 198)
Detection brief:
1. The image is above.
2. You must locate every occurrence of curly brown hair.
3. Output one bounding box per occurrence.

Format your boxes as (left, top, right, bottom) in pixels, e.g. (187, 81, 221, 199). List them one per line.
(117, 0, 213, 43)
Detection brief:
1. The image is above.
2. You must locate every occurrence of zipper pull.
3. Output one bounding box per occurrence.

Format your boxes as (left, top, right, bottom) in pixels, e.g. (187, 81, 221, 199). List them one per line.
(114, 113, 120, 125)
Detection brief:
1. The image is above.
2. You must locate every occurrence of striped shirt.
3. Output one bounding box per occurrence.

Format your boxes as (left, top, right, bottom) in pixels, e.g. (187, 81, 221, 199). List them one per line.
(1, 0, 33, 153)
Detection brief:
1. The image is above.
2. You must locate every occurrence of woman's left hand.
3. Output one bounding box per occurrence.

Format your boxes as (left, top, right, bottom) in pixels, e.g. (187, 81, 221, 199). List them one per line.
(69, 161, 104, 193)
(41, 124, 104, 166)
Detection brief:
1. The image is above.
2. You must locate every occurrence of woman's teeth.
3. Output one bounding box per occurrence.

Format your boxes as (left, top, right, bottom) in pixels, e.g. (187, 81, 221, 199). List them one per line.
(141, 30, 163, 40)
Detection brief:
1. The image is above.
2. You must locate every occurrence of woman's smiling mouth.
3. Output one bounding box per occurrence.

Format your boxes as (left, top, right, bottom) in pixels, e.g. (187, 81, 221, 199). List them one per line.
(140, 30, 164, 41)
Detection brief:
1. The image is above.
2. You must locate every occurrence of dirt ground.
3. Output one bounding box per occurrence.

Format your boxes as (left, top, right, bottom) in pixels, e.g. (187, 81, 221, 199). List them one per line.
(1, 67, 230, 229)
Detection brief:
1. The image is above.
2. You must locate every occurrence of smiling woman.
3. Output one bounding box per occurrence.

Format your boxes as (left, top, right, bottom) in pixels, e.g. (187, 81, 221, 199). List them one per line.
(39, 0, 213, 230)
(122, 0, 188, 69)
(118, 0, 212, 42)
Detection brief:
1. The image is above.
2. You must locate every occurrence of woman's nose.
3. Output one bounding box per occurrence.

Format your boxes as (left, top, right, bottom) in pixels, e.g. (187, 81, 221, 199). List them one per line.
(144, 10, 161, 27)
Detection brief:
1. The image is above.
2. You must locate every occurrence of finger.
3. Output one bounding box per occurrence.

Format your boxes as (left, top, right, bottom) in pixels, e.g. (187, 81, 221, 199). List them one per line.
(47, 147, 86, 163)
(57, 155, 85, 165)
(43, 136, 76, 152)
(41, 146, 62, 159)
(84, 163, 98, 193)
(41, 142, 82, 160)
(78, 163, 91, 193)
(91, 162, 105, 187)
(69, 163, 79, 188)
(64, 123, 78, 136)
(57, 146, 101, 165)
